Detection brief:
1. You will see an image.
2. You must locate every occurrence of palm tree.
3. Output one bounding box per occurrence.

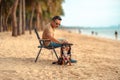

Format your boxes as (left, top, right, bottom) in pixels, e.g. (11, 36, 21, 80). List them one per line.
(36, 2, 42, 31)
(29, 1, 35, 34)
(40, 0, 64, 29)
(0, 0, 11, 31)
(22, 0, 26, 34)
(26, 0, 36, 34)
(18, 0, 22, 35)
(12, 0, 19, 36)
(49, 0, 64, 17)
(0, 11, 2, 32)
(1, 0, 65, 34)
(0, 1, 2, 32)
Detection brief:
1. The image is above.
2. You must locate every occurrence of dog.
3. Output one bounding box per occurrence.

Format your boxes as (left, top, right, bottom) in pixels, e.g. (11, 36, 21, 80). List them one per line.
(61, 45, 71, 66)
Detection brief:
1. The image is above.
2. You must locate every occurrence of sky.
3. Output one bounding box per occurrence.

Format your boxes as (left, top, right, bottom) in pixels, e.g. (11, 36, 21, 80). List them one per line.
(61, 0, 120, 27)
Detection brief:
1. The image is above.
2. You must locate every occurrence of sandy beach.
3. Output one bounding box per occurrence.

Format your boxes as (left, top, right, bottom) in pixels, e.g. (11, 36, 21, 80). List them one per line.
(0, 29, 120, 80)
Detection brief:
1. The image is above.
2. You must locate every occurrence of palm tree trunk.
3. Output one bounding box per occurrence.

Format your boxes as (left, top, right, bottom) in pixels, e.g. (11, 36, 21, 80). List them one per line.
(5, 14, 9, 31)
(2, 16, 6, 31)
(0, 3, 3, 32)
(12, 0, 19, 37)
(29, 2, 35, 34)
(36, 3, 41, 31)
(22, 0, 26, 34)
(4, 9, 11, 32)
(18, 0, 22, 35)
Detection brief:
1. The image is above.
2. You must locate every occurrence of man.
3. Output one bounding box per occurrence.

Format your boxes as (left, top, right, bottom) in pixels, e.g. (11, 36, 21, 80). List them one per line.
(115, 30, 118, 40)
(42, 16, 77, 63)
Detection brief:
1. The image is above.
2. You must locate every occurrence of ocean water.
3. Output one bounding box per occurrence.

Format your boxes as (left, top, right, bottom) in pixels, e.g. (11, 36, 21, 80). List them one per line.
(65, 27, 120, 40)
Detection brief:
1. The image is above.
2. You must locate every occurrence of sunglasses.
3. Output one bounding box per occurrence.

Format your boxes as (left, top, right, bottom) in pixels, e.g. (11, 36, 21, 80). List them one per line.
(54, 21, 60, 26)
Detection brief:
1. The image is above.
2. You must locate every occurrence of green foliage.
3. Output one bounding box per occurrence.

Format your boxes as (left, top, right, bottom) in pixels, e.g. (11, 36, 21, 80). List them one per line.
(0, 0, 65, 32)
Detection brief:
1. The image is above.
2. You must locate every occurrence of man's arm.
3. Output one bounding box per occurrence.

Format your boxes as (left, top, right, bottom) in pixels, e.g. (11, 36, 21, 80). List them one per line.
(43, 28, 67, 44)
(47, 34, 62, 44)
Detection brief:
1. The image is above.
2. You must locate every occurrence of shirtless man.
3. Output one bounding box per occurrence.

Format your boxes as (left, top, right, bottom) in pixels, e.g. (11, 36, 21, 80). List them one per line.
(42, 16, 77, 63)
(42, 16, 66, 47)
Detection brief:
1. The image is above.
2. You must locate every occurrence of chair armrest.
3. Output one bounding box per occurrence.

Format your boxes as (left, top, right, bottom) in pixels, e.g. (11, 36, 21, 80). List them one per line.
(62, 43, 73, 46)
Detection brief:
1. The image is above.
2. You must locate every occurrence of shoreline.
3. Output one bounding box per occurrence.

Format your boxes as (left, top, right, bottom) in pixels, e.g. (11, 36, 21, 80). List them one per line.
(63, 28, 120, 40)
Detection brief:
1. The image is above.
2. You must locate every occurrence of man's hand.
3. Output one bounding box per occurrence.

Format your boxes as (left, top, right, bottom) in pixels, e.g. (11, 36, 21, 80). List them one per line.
(60, 40, 73, 46)
(60, 40, 68, 44)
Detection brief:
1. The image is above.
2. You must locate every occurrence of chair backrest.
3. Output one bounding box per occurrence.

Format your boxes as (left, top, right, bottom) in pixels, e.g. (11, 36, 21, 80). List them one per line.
(34, 28, 42, 45)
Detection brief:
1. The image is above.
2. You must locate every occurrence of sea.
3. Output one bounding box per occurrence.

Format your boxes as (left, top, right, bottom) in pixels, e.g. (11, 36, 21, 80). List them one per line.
(62, 26, 120, 40)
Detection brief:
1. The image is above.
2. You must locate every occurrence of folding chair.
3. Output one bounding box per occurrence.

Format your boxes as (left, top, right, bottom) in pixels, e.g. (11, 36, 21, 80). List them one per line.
(34, 28, 59, 62)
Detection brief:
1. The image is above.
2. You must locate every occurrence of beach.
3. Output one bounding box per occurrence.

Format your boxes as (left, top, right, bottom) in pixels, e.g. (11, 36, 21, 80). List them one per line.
(66, 27, 120, 40)
(0, 29, 120, 80)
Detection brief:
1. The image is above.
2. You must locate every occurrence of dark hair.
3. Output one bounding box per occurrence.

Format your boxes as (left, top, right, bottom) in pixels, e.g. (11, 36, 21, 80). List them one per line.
(52, 16, 62, 21)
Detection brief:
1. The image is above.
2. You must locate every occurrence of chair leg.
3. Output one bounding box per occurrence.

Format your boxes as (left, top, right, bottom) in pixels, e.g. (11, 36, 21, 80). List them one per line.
(53, 48, 59, 60)
(35, 48, 42, 62)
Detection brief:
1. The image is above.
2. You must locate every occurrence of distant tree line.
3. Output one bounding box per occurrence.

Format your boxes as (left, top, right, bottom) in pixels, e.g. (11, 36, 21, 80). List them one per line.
(0, 0, 64, 37)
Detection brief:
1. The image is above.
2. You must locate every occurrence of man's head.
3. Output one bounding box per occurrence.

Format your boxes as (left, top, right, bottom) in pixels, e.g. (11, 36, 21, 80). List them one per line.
(51, 16, 62, 28)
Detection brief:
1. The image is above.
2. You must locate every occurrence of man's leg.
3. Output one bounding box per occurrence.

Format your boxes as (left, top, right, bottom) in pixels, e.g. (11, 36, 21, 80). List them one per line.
(48, 42, 62, 48)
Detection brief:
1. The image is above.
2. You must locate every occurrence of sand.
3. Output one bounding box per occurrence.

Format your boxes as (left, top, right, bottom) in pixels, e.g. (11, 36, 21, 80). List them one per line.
(0, 29, 120, 80)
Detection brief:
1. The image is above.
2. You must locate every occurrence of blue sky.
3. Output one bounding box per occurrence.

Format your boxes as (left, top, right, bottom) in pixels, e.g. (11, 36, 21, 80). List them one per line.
(61, 0, 120, 27)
